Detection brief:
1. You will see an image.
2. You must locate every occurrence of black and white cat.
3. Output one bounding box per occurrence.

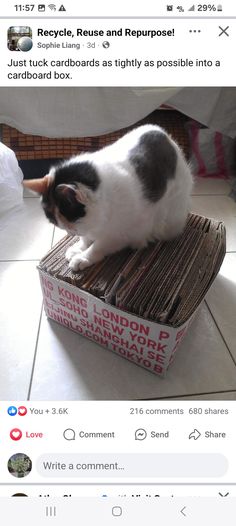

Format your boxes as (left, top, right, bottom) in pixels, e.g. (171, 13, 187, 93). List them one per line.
(24, 125, 193, 270)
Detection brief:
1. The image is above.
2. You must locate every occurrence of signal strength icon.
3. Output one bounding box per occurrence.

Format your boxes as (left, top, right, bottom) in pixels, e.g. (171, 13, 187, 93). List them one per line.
(48, 3, 56, 10)
(188, 4, 195, 10)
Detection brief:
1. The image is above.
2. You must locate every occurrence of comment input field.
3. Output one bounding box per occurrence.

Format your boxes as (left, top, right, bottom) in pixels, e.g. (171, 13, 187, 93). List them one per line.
(37, 454, 228, 479)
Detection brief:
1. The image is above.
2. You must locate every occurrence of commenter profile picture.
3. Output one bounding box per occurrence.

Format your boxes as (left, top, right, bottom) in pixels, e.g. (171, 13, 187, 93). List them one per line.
(8, 453, 32, 478)
(7, 26, 33, 51)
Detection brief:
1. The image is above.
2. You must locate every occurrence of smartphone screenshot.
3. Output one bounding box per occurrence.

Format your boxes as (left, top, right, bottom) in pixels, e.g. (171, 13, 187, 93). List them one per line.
(0, 1, 236, 523)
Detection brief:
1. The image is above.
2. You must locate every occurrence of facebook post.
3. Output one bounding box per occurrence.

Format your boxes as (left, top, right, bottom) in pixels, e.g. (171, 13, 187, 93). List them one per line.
(0, 0, 236, 523)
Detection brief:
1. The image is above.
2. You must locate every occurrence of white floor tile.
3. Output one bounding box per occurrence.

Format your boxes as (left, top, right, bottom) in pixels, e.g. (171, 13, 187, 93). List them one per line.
(191, 195, 236, 251)
(0, 261, 42, 399)
(206, 253, 236, 358)
(30, 304, 236, 400)
(192, 177, 231, 196)
(53, 226, 68, 246)
(0, 198, 54, 260)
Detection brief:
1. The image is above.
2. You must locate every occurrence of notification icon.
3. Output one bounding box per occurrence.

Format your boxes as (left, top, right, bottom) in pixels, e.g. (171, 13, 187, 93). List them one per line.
(18, 406, 27, 416)
(10, 429, 22, 441)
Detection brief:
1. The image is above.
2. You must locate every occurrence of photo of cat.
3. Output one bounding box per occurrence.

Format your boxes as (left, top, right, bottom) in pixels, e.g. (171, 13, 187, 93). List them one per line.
(0, 87, 236, 400)
(24, 125, 193, 270)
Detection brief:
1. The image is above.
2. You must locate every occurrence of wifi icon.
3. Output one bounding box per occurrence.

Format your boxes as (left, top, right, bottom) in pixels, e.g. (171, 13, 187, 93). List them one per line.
(48, 3, 57, 10)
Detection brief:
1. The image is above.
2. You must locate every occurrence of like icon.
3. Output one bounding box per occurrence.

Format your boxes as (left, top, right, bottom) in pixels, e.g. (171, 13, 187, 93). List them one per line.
(7, 406, 17, 416)
(10, 428, 23, 441)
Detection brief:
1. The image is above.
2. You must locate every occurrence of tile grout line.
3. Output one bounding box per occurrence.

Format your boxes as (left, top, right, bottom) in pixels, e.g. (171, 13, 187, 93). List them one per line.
(23, 196, 40, 200)
(27, 225, 56, 399)
(27, 303, 44, 401)
(204, 299, 236, 368)
(51, 225, 56, 248)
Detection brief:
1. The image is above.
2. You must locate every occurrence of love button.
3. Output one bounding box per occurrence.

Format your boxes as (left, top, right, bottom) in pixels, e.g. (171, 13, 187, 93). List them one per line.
(10, 429, 22, 441)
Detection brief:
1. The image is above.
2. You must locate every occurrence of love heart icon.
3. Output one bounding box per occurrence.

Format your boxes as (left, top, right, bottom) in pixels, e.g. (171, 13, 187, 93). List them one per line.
(10, 428, 22, 441)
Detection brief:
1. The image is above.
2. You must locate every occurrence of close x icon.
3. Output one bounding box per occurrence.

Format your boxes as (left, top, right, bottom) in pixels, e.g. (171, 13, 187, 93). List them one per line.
(218, 26, 230, 36)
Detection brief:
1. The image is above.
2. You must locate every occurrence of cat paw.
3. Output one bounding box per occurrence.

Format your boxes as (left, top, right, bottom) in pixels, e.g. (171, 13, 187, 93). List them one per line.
(68, 254, 92, 271)
(65, 244, 83, 262)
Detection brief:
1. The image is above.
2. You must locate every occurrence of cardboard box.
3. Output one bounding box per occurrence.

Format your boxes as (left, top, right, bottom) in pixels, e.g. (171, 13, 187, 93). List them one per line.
(38, 214, 226, 377)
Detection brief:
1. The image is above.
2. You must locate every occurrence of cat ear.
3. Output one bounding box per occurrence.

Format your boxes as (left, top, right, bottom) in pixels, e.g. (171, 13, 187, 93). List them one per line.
(75, 185, 89, 205)
(23, 175, 50, 194)
(55, 184, 89, 205)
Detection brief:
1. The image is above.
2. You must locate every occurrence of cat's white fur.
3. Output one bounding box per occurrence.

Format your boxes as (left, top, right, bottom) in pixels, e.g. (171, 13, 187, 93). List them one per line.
(60, 125, 193, 270)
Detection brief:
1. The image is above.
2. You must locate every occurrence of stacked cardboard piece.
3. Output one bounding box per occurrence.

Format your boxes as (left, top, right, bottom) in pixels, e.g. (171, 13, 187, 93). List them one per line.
(39, 213, 225, 328)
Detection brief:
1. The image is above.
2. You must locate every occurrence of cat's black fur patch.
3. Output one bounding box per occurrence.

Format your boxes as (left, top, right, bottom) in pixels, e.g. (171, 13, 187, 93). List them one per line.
(54, 185, 86, 222)
(42, 161, 100, 224)
(54, 161, 100, 191)
(43, 206, 58, 225)
(129, 131, 177, 202)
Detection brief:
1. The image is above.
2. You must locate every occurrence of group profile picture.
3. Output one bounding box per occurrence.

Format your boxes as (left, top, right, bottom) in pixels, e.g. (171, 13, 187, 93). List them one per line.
(7, 453, 32, 478)
(7, 26, 33, 51)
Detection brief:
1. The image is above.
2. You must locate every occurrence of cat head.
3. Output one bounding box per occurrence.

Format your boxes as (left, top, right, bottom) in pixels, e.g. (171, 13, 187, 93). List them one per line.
(23, 160, 100, 234)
